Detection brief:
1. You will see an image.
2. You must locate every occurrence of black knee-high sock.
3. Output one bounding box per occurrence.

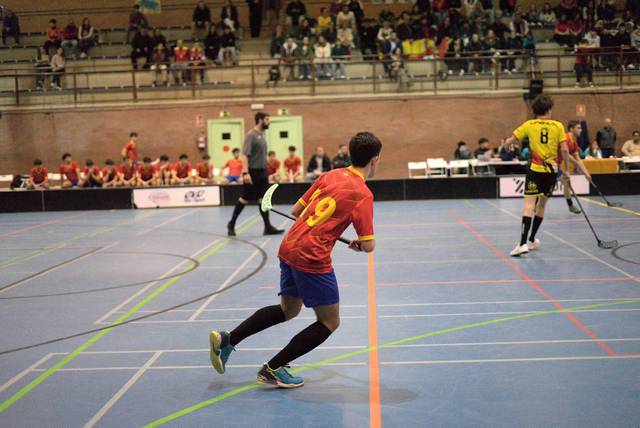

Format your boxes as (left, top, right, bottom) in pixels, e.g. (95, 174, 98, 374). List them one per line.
(529, 216, 544, 242)
(268, 321, 332, 369)
(227, 305, 285, 347)
(229, 201, 245, 226)
(259, 206, 271, 228)
(566, 198, 574, 207)
(520, 216, 532, 246)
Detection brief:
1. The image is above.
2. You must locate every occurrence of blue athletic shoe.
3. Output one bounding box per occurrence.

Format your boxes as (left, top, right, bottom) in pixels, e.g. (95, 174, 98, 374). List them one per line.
(209, 330, 234, 374)
(257, 363, 304, 388)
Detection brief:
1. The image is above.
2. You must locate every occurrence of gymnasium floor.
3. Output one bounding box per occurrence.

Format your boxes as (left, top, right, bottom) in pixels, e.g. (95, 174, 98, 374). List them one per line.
(0, 196, 639, 428)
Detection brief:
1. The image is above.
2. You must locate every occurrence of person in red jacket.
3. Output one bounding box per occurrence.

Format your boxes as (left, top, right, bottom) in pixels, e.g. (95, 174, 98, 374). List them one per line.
(81, 159, 103, 188)
(102, 159, 120, 188)
(137, 156, 158, 186)
(171, 41, 191, 85)
(171, 153, 192, 185)
(59, 152, 81, 188)
(121, 132, 139, 162)
(267, 150, 281, 183)
(193, 154, 214, 184)
(27, 159, 49, 190)
(119, 157, 137, 187)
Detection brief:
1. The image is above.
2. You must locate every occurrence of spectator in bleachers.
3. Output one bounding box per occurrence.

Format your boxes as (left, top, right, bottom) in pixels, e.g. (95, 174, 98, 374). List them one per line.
(474, 138, 492, 160)
(445, 36, 466, 75)
(150, 43, 169, 86)
(192, 1, 212, 40)
(499, 141, 521, 160)
(396, 13, 413, 41)
(469, 2, 489, 26)
(597, 0, 616, 23)
(44, 19, 62, 56)
(584, 140, 603, 158)
(539, 3, 557, 27)
(128, 5, 149, 43)
(35, 46, 51, 89)
(265, 0, 280, 26)
(337, 21, 355, 48)
(81, 159, 103, 188)
(291, 17, 313, 41)
(59, 153, 80, 188)
(151, 28, 167, 52)
(314, 35, 332, 78)
(280, 37, 298, 80)
(632, 25, 640, 63)
(485, 29, 502, 66)
(247, 0, 264, 38)
(157, 154, 172, 185)
(596, 118, 617, 158)
(122, 132, 138, 161)
(489, 14, 509, 42)
(194, 155, 214, 184)
(284, 145, 303, 182)
(102, 159, 119, 188)
(297, 36, 313, 79)
(131, 27, 153, 69)
(558, 0, 579, 17)
(348, 0, 365, 33)
(27, 159, 49, 190)
(467, 33, 488, 73)
(205, 25, 222, 62)
(137, 157, 158, 186)
(360, 19, 379, 57)
(171, 154, 192, 185)
(376, 20, 393, 45)
(621, 130, 640, 157)
(190, 42, 207, 84)
(317, 8, 333, 34)
(78, 18, 96, 58)
(267, 151, 281, 183)
(306, 146, 331, 180)
(510, 13, 529, 39)
(171, 40, 190, 84)
(219, 26, 238, 65)
(332, 144, 351, 168)
(50, 47, 66, 89)
(503, 30, 522, 72)
(271, 24, 286, 58)
(321, 21, 337, 44)
(575, 37, 594, 86)
(2, 9, 20, 45)
(582, 0, 598, 29)
(221, 0, 240, 32)
(526, 5, 540, 27)
(119, 157, 137, 187)
(337, 5, 357, 32)
(438, 16, 459, 41)
(627, 0, 640, 19)
(332, 37, 351, 78)
(454, 141, 472, 159)
(447, 0, 464, 26)
(286, 0, 307, 28)
(61, 20, 79, 59)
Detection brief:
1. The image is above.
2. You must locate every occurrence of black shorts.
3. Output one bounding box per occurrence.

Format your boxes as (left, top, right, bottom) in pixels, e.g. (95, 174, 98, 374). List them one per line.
(241, 168, 269, 201)
(524, 170, 557, 197)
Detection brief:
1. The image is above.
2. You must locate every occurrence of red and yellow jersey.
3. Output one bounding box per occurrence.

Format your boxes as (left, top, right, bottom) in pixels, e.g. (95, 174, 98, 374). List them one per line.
(123, 140, 138, 161)
(278, 166, 374, 274)
(119, 163, 136, 180)
(267, 158, 281, 175)
(196, 162, 212, 178)
(59, 161, 80, 181)
(174, 46, 190, 63)
(138, 164, 156, 180)
(557, 132, 580, 165)
(31, 167, 48, 183)
(173, 161, 192, 178)
(284, 156, 301, 173)
(224, 159, 243, 176)
(513, 119, 566, 173)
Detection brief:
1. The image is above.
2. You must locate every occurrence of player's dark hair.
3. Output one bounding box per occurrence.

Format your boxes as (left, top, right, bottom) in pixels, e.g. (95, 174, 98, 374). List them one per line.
(160, 154, 169, 161)
(143, 156, 152, 163)
(349, 132, 382, 168)
(532, 94, 554, 116)
(457, 141, 466, 147)
(268, 150, 275, 156)
(288, 146, 296, 151)
(202, 154, 211, 160)
(567, 120, 580, 130)
(478, 138, 489, 145)
(232, 148, 240, 153)
(254, 112, 269, 124)
(86, 159, 94, 166)
(130, 132, 138, 138)
(61, 152, 71, 160)
(33, 159, 42, 166)
(50, 18, 57, 24)
(632, 130, 639, 136)
(179, 153, 188, 160)
(105, 159, 114, 165)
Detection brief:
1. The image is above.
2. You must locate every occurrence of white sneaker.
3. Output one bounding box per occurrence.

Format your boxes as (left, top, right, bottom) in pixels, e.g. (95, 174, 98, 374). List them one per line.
(527, 239, 541, 251)
(510, 243, 529, 257)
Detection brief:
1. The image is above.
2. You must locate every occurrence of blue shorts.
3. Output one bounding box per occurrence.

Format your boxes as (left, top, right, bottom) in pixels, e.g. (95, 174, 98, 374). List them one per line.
(226, 175, 241, 183)
(278, 260, 339, 308)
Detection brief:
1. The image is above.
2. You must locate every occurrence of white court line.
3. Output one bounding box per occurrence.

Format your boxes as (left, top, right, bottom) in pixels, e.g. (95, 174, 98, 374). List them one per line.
(0, 353, 55, 394)
(94, 215, 257, 325)
(134, 210, 196, 236)
(31, 362, 367, 373)
(380, 355, 640, 365)
(95, 315, 369, 325)
(84, 351, 162, 428)
(188, 218, 288, 321)
(0, 243, 118, 295)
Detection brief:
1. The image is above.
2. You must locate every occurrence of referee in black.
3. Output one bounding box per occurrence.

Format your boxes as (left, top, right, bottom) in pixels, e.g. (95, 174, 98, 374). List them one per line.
(227, 112, 284, 236)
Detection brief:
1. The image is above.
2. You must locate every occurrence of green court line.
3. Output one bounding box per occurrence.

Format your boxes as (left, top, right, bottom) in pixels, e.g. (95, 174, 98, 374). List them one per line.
(0, 216, 260, 414)
(0, 211, 158, 269)
(144, 298, 640, 427)
(463, 199, 476, 209)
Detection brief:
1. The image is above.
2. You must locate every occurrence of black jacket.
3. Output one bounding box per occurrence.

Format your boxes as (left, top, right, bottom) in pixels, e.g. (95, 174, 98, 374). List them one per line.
(307, 155, 332, 173)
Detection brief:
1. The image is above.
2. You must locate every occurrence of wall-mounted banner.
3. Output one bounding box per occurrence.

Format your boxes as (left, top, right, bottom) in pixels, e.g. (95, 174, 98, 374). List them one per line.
(138, 0, 161, 13)
(133, 186, 220, 208)
(499, 175, 589, 198)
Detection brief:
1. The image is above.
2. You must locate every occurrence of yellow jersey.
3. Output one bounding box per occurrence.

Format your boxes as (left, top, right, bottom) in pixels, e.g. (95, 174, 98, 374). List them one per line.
(513, 119, 566, 173)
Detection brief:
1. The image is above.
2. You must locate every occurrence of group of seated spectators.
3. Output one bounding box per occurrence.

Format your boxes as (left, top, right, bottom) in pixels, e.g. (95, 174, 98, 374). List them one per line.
(265, 144, 351, 182)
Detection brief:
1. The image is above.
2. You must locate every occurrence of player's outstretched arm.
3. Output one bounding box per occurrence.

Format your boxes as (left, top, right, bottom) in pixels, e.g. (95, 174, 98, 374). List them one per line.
(501, 135, 518, 151)
(349, 239, 376, 253)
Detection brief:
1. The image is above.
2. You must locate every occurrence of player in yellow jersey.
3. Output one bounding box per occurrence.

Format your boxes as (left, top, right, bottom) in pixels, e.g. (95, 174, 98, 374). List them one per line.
(500, 95, 571, 256)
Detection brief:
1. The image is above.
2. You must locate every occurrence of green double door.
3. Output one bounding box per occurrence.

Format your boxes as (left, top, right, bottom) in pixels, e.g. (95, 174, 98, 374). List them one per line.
(208, 116, 304, 173)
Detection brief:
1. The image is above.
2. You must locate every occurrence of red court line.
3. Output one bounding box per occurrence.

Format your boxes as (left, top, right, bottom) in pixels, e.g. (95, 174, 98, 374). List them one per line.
(379, 276, 640, 287)
(368, 252, 381, 428)
(0, 212, 88, 238)
(449, 209, 617, 357)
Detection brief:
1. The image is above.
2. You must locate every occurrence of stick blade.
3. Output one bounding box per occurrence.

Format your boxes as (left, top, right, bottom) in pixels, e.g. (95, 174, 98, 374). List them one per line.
(598, 240, 619, 249)
(607, 202, 623, 208)
(261, 184, 279, 212)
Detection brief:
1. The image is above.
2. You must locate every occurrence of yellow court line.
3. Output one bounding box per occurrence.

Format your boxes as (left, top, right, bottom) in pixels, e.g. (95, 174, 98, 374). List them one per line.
(578, 197, 640, 217)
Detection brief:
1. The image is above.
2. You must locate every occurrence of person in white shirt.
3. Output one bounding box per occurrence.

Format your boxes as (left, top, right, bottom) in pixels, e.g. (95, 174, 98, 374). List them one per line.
(314, 35, 332, 78)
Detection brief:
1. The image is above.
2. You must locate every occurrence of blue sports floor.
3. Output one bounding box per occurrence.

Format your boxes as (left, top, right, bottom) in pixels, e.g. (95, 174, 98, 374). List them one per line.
(0, 196, 639, 427)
